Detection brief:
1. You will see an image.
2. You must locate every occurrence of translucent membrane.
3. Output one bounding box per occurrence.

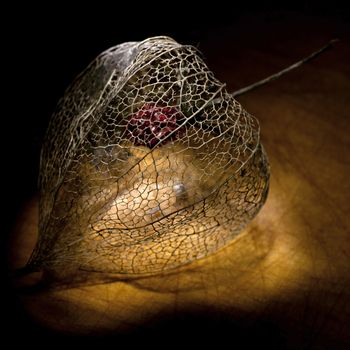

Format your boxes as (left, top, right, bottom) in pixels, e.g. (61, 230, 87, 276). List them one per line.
(28, 36, 269, 275)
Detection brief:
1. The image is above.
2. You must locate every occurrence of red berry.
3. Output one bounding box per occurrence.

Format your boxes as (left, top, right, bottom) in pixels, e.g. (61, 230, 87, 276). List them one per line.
(127, 104, 185, 148)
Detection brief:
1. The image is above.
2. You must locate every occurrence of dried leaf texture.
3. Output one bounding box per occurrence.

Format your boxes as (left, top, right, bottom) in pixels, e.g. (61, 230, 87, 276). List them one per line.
(29, 36, 269, 275)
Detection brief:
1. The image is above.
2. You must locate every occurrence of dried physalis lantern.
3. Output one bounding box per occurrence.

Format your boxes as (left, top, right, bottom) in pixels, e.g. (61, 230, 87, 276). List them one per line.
(27, 36, 269, 276)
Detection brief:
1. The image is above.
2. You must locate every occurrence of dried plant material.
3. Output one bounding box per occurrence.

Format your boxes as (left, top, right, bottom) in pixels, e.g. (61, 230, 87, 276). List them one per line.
(28, 36, 269, 275)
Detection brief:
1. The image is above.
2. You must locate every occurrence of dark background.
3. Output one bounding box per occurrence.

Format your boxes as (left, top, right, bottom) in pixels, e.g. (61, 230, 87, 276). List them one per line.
(2, 1, 349, 347)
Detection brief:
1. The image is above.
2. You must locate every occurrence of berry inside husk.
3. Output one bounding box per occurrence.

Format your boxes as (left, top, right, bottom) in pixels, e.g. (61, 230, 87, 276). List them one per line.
(127, 104, 185, 148)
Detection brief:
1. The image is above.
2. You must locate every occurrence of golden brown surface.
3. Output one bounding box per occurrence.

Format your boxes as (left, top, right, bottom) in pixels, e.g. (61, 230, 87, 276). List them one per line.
(8, 14, 350, 348)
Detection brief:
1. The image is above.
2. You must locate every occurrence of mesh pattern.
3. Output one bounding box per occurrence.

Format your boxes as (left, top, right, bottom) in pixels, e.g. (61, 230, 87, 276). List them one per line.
(29, 36, 269, 275)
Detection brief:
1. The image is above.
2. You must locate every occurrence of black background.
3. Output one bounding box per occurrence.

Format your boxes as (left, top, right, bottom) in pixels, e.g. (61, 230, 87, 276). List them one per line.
(2, 1, 349, 347)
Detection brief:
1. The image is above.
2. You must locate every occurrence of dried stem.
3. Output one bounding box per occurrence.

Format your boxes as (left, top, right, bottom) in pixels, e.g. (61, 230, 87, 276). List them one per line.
(232, 39, 339, 97)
